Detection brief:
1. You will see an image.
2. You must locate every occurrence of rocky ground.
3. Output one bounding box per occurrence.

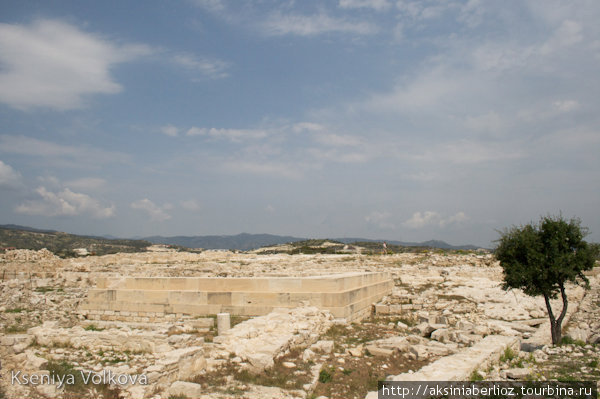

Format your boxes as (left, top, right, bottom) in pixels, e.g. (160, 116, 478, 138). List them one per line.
(0, 246, 598, 399)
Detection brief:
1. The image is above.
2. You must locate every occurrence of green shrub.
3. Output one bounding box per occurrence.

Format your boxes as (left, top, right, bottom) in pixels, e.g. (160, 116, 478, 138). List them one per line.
(500, 347, 516, 363)
(318, 368, 333, 383)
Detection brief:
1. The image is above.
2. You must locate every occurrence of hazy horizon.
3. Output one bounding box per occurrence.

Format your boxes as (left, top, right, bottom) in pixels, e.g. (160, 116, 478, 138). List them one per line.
(1, 1, 599, 249)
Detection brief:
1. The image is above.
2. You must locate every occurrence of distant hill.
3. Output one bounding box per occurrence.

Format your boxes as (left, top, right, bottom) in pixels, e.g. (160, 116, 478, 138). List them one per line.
(334, 237, 480, 251)
(143, 233, 304, 251)
(0, 224, 151, 257)
(144, 233, 481, 251)
(0, 224, 481, 254)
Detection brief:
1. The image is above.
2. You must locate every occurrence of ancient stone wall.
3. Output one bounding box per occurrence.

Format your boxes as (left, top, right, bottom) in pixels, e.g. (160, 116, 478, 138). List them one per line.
(80, 272, 393, 322)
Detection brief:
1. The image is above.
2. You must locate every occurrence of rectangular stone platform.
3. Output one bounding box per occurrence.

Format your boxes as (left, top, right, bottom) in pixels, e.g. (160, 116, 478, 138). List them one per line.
(80, 272, 392, 321)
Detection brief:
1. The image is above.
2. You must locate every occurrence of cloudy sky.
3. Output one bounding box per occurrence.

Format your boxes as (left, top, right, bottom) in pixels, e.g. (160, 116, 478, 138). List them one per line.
(1, 0, 599, 247)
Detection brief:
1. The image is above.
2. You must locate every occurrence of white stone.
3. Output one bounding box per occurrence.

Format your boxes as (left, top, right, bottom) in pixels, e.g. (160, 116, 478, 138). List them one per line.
(502, 368, 533, 379)
(311, 340, 334, 354)
(167, 381, 204, 398)
(217, 313, 231, 335)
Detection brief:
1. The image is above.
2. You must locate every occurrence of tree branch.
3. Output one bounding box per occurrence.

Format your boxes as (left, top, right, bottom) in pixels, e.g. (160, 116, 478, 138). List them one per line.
(557, 283, 568, 326)
(544, 293, 555, 324)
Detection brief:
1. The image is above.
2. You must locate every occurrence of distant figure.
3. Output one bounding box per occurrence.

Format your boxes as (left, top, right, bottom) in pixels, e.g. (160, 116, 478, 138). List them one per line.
(382, 241, 387, 255)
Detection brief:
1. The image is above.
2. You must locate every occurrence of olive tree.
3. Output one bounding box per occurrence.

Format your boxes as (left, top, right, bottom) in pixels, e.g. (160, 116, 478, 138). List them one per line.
(495, 215, 598, 345)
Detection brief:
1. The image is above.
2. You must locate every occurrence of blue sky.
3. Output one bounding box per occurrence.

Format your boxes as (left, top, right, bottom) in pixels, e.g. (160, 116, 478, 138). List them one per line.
(1, 0, 599, 247)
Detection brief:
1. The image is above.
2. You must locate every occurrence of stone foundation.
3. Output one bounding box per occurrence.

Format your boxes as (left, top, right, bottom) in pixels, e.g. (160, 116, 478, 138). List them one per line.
(80, 272, 392, 321)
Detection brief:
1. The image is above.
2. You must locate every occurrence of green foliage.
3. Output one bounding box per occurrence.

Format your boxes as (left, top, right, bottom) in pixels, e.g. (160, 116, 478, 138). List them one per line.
(5, 307, 25, 313)
(0, 226, 150, 257)
(559, 335, 586, 347)
(500, 347, 516, 363)
(495, 215, 597, 297)
(469, 370, 484, 381)
(495, 215, 599, 344)
(319, 367, 334, 383)
(84, 324, 104, 331)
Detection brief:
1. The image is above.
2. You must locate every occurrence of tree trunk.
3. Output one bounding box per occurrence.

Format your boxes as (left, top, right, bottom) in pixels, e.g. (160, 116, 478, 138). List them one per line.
(544, 285, 569, 346)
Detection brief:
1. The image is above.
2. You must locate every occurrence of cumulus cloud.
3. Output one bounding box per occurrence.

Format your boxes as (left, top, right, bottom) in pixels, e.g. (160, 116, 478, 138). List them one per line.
(130, 198, 171, 221)
(0, 19, 151, 110)
(16, 187, 115, 218)
(403, 211, 468, 228)
(0, 160, 21, 186)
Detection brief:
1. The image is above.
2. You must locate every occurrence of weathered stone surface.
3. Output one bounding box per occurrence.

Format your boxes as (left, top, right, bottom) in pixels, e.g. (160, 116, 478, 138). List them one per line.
(167, 381, 205, 398)
(502, 368, 533, 379)
(365, 345, 394, 357)
(213, 306, 332, 372)
(311, 340, 334, 354)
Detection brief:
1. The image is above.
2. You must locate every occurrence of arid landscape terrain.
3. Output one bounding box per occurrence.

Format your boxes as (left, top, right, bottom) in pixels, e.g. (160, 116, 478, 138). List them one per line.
(1, 244, 598, 399)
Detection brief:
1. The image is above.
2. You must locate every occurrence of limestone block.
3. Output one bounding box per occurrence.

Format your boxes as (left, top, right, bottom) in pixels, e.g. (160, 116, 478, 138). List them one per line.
(396, 321, 408, 330)
(217, 313, 231, 335)
(302, 348, 316, 362)
(567, 327, 590, 342)
(366, 345, 394, 357)
(411, 322, 436, 337)
(247, 353, 274, 371)
(24, 350, 48, 370)
(348, 345, 364, 357)
(311, 340, 334, 354)
(502, 368, 533, 379)
(168, 381, 205, 398)
(431, 328, 455, 343)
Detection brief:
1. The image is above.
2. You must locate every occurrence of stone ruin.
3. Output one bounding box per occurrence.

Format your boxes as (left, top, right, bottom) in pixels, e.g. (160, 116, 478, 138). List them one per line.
(0, 248, 598, 399)
(79, 272, 393, 322)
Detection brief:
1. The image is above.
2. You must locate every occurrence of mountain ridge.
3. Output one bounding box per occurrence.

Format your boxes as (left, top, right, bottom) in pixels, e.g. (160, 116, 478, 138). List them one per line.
(0, 224, 482, 252)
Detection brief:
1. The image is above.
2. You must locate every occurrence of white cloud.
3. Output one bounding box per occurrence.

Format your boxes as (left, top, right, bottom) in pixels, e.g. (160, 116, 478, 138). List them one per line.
(414, 140, 525, 165)
(262, 12, 377, 36)
(553, 100, 580, 113)
(308, 148, 368, 163)
(403, 211, 468, 228)
(161, 125, 179, 137)
(130, 198, 171, 221)
(464, 112, 507, 133)
(0, 19, 151, 110)
(0, 160, 21, 186)
(186, 127, 269, 142)
(443, 211, 468, 226)
(314, 133, 362, 147)
(293, 122, 325, 133)
(339, 0, 391, 11)
(16, 187, 115, 218)
(181, 199, 201, 211)
(540, 20, 583, 55)
(403, 211, 440, 228)
(0, 135, 130, 167)
(365, 211, 395, 229)
(172, 53, 229, 79)
(190, 0, 225, 12)
(397, 0, 458, 22)
(223, 160, 302, 179)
